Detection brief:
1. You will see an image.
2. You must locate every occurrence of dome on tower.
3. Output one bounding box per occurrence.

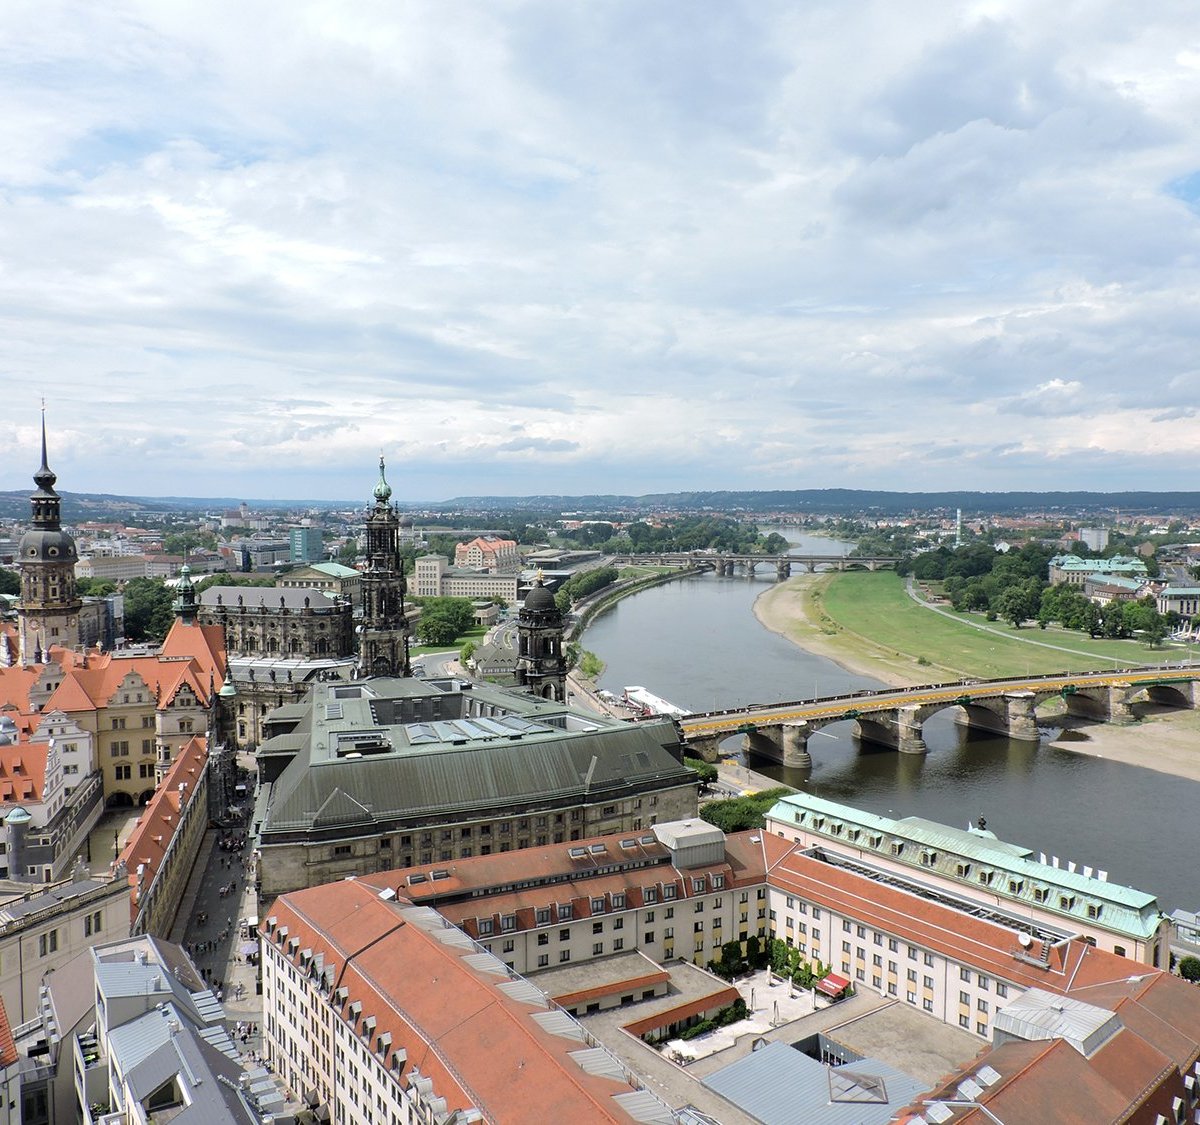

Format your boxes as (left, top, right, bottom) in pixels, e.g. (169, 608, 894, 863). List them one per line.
(17, 527, 77, 564)
(373, 456, 393, 503)
(522, 576, 557, 613)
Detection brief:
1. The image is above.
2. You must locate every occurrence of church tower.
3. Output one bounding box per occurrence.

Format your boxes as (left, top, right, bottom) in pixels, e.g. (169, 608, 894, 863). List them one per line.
(357, 456, 410, 677)
(515, 574, 567, 701)
(17, 413, 81, 664)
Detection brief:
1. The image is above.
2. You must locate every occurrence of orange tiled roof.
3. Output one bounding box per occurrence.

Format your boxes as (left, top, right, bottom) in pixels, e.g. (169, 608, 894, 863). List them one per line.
(0, 740, 47, 805)
(267, 882, 661, 1123)
(0, 994, 15, 1067)
(118, 735, 208, 923)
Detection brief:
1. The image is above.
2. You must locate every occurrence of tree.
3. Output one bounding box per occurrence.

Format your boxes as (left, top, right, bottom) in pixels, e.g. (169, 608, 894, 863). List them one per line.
(996, 586, 1034, 628)
(123, 578, 175, 642)
(76, 578, 117, 597)
(1179, 956, 1200, 982)
(0, 569, 21, 597)
(684, 757, 717, 785)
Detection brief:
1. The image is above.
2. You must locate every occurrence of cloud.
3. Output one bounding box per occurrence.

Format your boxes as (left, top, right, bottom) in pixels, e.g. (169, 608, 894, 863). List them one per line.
(2, 2, 1200, 499)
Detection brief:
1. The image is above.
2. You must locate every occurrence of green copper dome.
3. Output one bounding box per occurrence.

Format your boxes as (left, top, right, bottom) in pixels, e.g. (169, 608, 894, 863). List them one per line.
(373, 455, 392, 503)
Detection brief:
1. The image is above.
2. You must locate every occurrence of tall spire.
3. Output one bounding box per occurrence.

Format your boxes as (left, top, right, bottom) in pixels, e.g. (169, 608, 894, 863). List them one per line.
(33, 404, 57, 498)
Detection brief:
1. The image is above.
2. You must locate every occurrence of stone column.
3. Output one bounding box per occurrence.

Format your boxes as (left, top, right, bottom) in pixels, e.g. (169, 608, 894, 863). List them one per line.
(781, 722, 812, 770)
(896, 705, 927, 755)
(1108, 683, 1135, 723)
(1004, 691, 1039, 742)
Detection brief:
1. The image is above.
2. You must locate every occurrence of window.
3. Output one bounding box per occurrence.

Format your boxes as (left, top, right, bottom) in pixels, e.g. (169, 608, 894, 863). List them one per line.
(977, 1021, 988, 1036)
(536, 908, 550, 925)
(959, 991, 970, 1005)
(613, 938, 624, 951)
(644, 932, 654, 944)
(478, 919, 494, 935)
(959, 1014, 971, 1028)
(711, 875, 724, 889)
(663, 885, 677, 900)
(843, 920, 851, 932)
(537, 933, 548, 946)
(593, 922, 604, 935)
(591, 898, 605, 914)
(694, 921, 704, 933)
(612, 892, 626, 909)
(960, 967, 971, 982)
(559, 929, 570, 941)
(84, 910, 103, 937)
(693, 878, 706, 893)
(593, 942, 604, 955)
(557, 904, 572, 920)
(977, 999, 989, 1013)
(537, 954, 549, 968)
(38, 930, 59, 957)
(645, 888, 658, 905)
(856, 925, 866, 939)
(996, 982, 1008, 998)
(978, 975, 989, 990)
(923, 998, 934, 1012)
(924, 952, 934, 967)
(613, 917, 623, 930)
(923, 976, 933, 989)
(559, 950, 571, 963)
(645, 911, 654, 923)
(502, 940, 514, 953)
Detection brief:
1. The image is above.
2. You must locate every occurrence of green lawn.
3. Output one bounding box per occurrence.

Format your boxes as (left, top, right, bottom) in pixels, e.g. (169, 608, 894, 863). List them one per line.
(819, 572, 1174, 679)
(410, 624, 489, 657)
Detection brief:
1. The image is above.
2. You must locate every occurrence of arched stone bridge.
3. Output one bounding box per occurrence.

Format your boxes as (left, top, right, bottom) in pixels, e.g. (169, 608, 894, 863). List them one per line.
(677, 667, 1200, 767)
(609, 552, 901, 579)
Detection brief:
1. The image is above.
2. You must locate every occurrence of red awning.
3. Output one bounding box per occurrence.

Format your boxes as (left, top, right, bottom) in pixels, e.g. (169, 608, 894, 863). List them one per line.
(816, 972, 851, 997)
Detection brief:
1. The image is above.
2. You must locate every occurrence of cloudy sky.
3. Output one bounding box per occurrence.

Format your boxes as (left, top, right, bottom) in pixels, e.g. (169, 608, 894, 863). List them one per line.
(4, 1, 1200, 502)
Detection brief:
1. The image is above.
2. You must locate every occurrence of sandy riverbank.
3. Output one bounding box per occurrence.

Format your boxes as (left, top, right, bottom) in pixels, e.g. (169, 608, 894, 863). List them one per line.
(752, 574, 926, 688)
(753, 575, 1200, 784)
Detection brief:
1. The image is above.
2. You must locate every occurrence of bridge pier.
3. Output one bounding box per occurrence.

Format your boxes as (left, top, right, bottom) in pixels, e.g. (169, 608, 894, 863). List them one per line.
(685, 736, 722, 764)
(781, 722, 812, 770)
(1108, 683, 1136, 724)
(776, 560, 791, 581)
(896, 705, 926, 755)
(805, 561, 816, 573)
(1005, 692, 1039, 742)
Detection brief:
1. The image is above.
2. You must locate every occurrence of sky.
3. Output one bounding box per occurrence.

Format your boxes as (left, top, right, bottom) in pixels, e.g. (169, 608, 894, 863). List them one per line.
(4, 1, 1200, 502)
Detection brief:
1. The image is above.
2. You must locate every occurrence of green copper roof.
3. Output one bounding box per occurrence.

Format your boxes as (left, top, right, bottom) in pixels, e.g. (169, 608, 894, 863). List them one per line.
(767, 791, 1162, 941)
(373, 455, 392, 503)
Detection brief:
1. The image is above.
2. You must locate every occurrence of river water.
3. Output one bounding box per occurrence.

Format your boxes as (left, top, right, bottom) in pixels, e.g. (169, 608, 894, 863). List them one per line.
(585, 531, 1196, 910)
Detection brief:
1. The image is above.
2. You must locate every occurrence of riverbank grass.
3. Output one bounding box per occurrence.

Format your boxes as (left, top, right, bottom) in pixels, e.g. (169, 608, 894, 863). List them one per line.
(817, 572, 1166, 679)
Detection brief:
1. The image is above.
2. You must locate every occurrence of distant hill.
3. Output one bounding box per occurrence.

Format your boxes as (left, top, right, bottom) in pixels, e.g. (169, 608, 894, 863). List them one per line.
(1, 486, 1197, 523)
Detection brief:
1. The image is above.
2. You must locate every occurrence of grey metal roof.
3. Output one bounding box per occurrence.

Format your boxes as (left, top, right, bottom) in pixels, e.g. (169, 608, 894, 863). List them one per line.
(992, 987, 1122, 1057)
(0, 878, 110, 923)
(703, 1041, 927, 1125)
(116, 1008, 259, 1123)
(263, 717, 691, 835)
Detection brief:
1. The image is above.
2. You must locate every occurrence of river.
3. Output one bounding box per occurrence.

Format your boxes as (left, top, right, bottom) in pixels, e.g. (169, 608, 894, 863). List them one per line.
(584, 531, 1196, 911)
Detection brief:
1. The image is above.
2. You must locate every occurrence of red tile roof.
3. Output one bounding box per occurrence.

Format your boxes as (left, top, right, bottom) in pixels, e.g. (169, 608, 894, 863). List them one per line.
(266, 882, 665, 1123)
(0, 994, 15, 1068)
(118, 735, 208, 924)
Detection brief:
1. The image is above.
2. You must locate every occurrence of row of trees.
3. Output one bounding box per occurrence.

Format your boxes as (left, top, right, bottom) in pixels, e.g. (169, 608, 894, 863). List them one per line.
(915, 543, 1185, 643)
(556, 516, 789, 557)
(699, 787, 794, 832)
(413, 596, 476, 646)
(553, 566, 619, 612)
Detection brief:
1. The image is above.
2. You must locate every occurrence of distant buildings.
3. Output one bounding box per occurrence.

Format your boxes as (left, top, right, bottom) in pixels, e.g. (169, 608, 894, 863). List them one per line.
(412, 554, 519, 605)
(454, 534, 520, 573)
(1047, 554, 1148, 586)
(288, 524, 323, 564)
(197, 585, 354, 660)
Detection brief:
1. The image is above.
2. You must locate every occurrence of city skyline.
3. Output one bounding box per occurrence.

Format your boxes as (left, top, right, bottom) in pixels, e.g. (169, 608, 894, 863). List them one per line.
(4, 3, 1200, 501)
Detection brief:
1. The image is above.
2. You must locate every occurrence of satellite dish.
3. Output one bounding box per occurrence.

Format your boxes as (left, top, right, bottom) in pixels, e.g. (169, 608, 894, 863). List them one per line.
(1019, 933, 1033, 948)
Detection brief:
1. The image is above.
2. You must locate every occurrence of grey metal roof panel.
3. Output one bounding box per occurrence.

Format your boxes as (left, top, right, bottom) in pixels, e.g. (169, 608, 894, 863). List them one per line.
(263, 720, 691, 833)
(703, 1041, 928, 1125)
